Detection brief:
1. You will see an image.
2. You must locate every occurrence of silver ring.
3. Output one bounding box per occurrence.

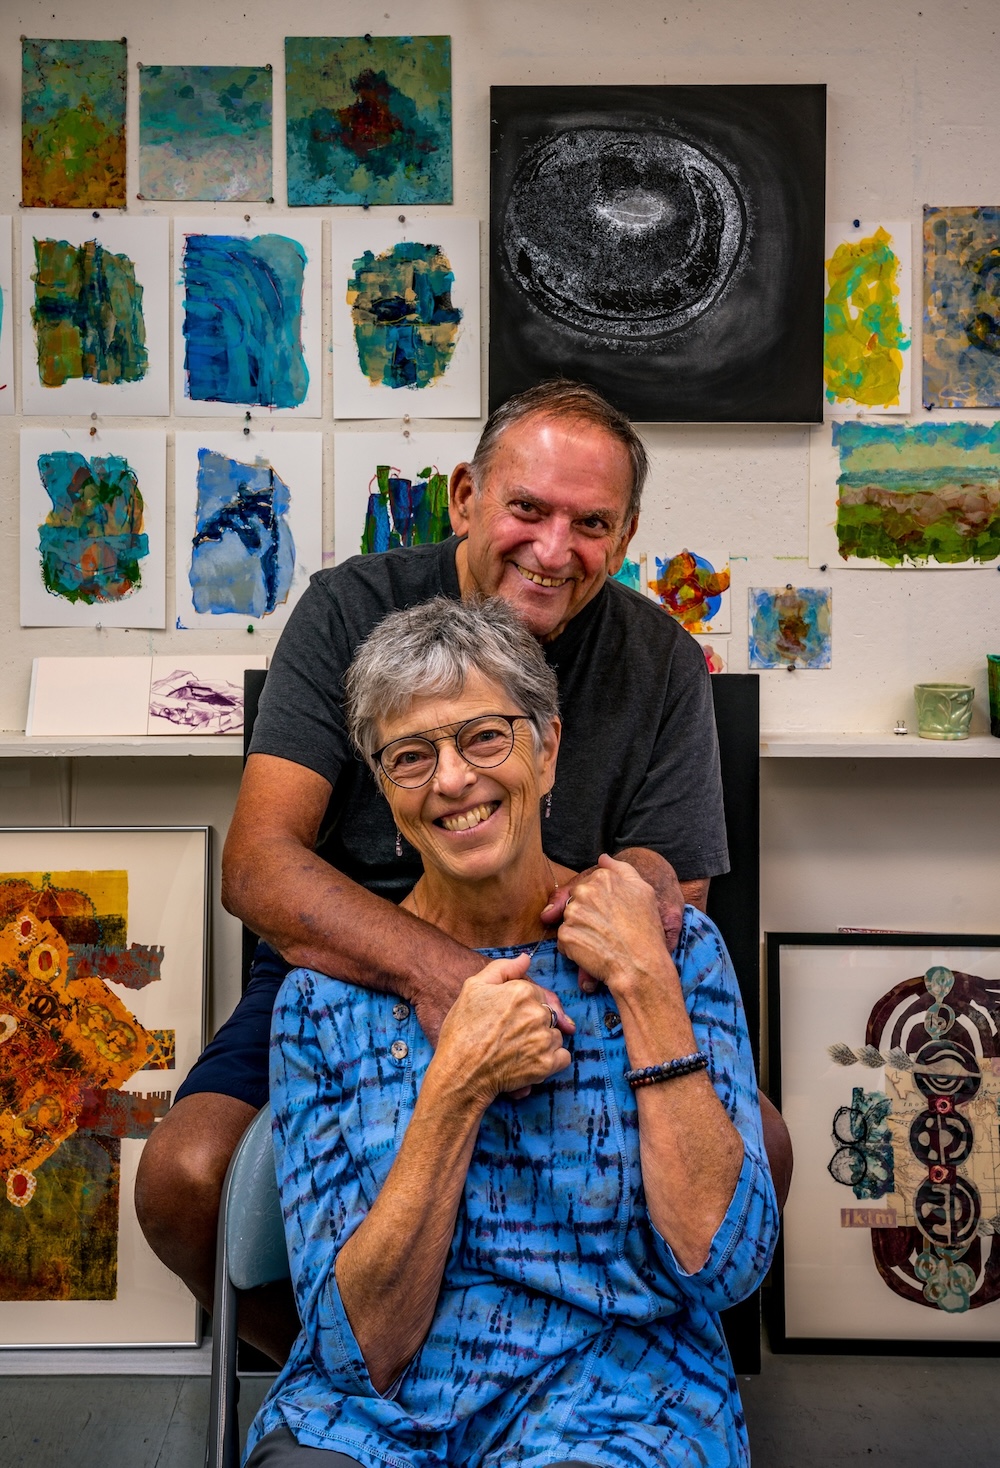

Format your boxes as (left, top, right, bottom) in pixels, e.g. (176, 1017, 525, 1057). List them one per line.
(546, 1005, 559, 1028)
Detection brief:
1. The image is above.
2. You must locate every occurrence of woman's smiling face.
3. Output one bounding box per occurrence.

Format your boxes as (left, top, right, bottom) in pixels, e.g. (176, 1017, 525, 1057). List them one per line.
(376, 669, 560, 886)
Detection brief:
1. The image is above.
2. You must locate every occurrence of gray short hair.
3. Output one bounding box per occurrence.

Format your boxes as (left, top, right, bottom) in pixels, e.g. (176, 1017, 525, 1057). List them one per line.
(471, 379, 649, 523)
(345, 596, 560, 769)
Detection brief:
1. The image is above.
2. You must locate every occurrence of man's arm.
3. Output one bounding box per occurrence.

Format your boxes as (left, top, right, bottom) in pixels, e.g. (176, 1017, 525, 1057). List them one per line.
(541, 846, 707, 956)
(223, 754, 482, 1040)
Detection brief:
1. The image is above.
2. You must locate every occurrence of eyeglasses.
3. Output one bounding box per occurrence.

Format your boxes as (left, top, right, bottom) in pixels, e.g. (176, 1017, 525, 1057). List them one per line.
(374, 714, 532, 789)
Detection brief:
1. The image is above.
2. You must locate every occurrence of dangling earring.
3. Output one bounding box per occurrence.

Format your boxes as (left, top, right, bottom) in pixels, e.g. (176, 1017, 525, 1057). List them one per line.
(395, 829, 403, 857)
(544, 792, 552, 819)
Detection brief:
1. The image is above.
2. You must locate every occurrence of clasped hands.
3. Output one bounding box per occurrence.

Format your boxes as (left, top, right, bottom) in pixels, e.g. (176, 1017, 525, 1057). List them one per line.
(435, 856, 680, 1109)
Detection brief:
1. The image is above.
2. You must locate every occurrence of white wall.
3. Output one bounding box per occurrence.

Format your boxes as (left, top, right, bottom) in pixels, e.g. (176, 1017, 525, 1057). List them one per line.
(1, 0, 998, 1031)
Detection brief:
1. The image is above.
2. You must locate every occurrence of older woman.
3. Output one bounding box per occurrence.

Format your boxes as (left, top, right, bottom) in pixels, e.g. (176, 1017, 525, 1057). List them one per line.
(245, 597, 778, 1468)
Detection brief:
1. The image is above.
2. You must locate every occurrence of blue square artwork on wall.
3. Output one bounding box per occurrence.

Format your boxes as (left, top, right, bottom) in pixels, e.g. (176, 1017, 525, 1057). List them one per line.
(749, 586, 832, 670)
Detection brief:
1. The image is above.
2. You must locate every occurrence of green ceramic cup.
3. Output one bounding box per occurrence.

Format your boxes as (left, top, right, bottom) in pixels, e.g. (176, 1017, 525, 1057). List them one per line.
(913, 683, 975, 740)
(988, 655, 1000, 739)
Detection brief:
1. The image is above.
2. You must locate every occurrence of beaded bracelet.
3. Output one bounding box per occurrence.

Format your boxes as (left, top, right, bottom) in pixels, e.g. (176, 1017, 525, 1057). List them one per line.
(624, 1051, 709, 1088)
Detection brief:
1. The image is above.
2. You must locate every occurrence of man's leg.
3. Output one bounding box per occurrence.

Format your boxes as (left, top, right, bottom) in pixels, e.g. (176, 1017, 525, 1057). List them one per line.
(245, 1429, 369, 1466)
(134, 942, 297, 1365)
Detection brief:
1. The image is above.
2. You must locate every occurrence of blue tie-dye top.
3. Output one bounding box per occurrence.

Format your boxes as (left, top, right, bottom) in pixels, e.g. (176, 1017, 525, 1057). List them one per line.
(246, 908, 778, 1468)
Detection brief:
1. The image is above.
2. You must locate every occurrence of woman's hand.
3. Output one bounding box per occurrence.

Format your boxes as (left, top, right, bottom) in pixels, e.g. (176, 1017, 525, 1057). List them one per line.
(557, 854, 677, 997)
(434, 953, 572, 1109)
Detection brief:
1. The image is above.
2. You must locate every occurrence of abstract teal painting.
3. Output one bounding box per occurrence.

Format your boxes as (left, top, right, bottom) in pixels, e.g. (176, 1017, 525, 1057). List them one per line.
(611, 555, 642, 592)
(924, 206, 1000, 409)
(181, 233, 308, 407)
(285, 35, 452, 206)
(36, 450, 147, 605)
(22, 38, 126, 208)
(749, 586, 831, 670)
(21, 430, 166, 629)
(139, 65, 272, 203)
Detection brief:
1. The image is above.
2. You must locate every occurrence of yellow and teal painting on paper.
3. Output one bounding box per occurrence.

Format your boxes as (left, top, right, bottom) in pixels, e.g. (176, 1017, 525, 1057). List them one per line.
(924, 206, 1000, 409)
(139, 65, 272, 203)
(31, 237, 147, 388)
(823, 221, 911, 414)
(348, 240, 462, 390)
(22, 38, 126, 209)
(285, 35, 452, 206)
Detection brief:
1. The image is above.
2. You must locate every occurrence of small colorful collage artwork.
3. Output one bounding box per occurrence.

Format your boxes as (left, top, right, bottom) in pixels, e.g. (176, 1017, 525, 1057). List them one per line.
(616, 551, 832, 671)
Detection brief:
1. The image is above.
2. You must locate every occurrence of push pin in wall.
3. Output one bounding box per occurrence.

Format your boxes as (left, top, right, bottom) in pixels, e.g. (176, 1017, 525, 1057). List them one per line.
(244, 412, 251, 437)
(403, 412, 411, 439)
(786, 661, 797, 672)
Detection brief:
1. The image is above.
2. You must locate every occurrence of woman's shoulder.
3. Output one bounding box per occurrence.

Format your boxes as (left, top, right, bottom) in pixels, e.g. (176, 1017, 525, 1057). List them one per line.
(273, 965, 387, 1029)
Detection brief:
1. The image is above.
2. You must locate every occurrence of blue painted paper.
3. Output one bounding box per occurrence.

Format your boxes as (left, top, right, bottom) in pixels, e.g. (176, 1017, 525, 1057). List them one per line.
(37, 451, 148, 604)
(189, 448, 294, 618)
(181, 233, 308, 407)
(749, 585, 831, 670)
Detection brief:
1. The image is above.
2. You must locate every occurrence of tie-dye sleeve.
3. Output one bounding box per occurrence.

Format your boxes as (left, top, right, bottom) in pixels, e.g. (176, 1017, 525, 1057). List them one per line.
(269, 969, 398, 1400)
(645, 911, 779, 1313)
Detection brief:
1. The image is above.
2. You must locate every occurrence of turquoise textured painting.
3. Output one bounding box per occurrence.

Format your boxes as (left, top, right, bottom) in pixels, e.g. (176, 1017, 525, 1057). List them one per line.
(139, 65, 272, 203)
(285, 35, 452, 206)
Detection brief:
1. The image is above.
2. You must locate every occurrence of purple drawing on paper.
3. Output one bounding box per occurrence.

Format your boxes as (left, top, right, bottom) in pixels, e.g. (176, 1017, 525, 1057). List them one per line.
(148, 668, 244, 734)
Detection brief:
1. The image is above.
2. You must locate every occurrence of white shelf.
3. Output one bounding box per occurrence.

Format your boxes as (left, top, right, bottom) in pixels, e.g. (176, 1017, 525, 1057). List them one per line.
(0, 733, 243, 758)
(761, 732, 1000, 758)
(1, 731, 997, 760)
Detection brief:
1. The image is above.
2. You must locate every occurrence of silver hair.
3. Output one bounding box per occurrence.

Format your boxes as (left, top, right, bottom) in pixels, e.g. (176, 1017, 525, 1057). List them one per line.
(470, 378, 649, 523)
(345, 596, 560, 769)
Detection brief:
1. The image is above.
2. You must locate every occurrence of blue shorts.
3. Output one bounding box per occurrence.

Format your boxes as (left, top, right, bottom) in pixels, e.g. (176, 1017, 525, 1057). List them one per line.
(175, 941, 291, 1110)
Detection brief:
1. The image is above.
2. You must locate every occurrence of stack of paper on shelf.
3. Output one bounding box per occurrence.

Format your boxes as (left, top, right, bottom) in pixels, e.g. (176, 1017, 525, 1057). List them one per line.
(26, 655, 268, 737)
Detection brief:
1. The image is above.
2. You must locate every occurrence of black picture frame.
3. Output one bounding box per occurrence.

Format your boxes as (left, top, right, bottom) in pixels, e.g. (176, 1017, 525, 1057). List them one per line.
(767, 931, 1000, 1355)
(489, 84, 826, 424)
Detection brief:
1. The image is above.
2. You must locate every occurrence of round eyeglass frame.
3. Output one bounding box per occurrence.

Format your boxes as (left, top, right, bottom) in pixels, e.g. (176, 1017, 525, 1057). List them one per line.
(374, 714, 533, 789)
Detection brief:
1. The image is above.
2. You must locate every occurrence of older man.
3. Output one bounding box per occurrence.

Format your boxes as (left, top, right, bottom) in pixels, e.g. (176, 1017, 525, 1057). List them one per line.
(136, 381, 742, 1363)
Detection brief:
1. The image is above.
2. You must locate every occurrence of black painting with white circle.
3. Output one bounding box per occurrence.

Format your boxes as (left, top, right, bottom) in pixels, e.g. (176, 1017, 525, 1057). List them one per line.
(489, 85, 826, 423)
(502, 127, 747, 346)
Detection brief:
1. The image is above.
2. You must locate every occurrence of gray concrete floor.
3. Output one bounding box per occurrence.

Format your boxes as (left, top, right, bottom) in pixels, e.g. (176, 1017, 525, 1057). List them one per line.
(2, 1349, 1000, 1467)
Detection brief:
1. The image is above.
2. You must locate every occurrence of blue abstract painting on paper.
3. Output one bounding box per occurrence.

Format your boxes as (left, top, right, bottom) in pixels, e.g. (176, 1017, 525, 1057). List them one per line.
(181, 233, 308, 407)
(189, 448, 294, 617)
(749, 585, 832, 670)
(37, 451, 148, 604)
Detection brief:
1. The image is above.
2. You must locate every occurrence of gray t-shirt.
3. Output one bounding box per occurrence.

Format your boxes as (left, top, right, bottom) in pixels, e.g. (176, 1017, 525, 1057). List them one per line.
(250, 538, 729, 894)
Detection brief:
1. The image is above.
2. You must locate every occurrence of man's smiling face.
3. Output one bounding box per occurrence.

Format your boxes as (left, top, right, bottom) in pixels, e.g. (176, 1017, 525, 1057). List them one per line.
(450, 414, 638, 642)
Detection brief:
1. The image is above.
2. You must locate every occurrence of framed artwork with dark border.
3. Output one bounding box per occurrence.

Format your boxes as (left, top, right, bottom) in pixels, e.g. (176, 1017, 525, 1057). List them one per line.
(767, 932, 1000, 1354)
(489, 84, 826, 423)
(0, 827, 208, 1349)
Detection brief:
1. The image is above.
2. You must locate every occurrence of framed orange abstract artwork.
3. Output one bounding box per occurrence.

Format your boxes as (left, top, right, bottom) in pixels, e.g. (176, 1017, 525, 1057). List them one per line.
(0, 827, 208, 1349)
